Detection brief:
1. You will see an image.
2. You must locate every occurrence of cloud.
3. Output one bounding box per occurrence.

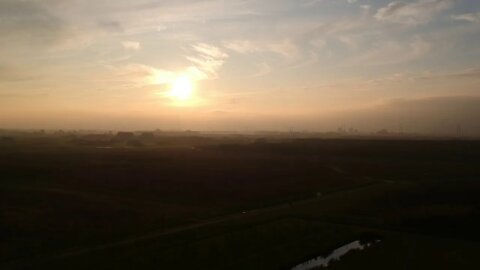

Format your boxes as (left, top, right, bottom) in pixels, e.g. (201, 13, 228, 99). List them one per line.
(253, 62, 273, 77)
(223, 40, 259, 54)
(0, 0, 111, 54)
(118, 43, 228, 89)
(191, 43, 228, 59)
(347, 36, 431, 66)
(303, 0, 358, 6)
(97, 20, 124, 33)
(118, 64, 204, 88)
(360, 5, 371, 12)
(374, 0, 455, 25)
(0, 65, 39, 83)
(414, 68, 480, 80)
(0, 0, 66, 46)
(451, 12, 480, 23)
(185, 43, 229, 80)
(224, 39, 298, 59)
(309, 38, 327, 49)
(302, 0, 325, 7)
(121, 41, 141, 51)
(114, 64, 169, 87)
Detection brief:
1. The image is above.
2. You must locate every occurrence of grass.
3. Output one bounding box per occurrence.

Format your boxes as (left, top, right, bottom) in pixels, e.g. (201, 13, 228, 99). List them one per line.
(1, 135, 480, 269)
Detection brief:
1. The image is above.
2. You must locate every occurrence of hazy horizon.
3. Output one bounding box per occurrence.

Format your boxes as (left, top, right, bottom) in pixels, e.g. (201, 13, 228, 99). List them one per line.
(1, 0, 479, 133)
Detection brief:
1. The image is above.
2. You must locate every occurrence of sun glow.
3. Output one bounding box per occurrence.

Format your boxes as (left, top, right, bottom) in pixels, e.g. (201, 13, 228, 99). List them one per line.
(168, 74, 194, 101)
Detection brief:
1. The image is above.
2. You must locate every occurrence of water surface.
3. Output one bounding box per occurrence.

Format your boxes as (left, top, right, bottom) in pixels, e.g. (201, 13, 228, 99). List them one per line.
(291, 240, 379, 270)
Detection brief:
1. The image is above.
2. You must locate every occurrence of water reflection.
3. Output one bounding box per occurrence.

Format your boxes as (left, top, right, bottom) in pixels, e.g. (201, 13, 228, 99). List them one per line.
(291, 240, 379, 270)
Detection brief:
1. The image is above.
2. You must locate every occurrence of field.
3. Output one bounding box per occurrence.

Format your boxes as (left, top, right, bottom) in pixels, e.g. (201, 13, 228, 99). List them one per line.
(1, 133, 480, 269)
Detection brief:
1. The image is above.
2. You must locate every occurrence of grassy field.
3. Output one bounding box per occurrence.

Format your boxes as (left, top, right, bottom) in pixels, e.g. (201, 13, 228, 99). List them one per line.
(1, 134, 479, 269)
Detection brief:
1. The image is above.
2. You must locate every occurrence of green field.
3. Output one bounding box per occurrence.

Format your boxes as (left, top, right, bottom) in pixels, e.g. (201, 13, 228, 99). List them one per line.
(1, 134, 479, 269)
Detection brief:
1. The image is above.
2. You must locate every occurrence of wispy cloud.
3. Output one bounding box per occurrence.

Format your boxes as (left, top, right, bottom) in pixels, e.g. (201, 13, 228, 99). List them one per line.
(115, 64, 172, 87)
(117, 42, 229, 89)
(374, 0, 455, 25)
(191, 43, 228, 59)
(0, 0, 66, 48)
(253, 61, 273, 77)
(347, 36, 431, 66)
(303, 0, 358, 6)
(121, 41, 141, 51)
(224, 39, 298, 60)
(186, 43, 229, 80)
(0, 65, 38, 83)
(414, 68, 480, 80)
(451, 12, 480, 23)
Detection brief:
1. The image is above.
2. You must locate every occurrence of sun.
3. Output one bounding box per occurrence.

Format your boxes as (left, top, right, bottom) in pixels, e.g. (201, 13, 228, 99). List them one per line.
(168, 74, 194, 101)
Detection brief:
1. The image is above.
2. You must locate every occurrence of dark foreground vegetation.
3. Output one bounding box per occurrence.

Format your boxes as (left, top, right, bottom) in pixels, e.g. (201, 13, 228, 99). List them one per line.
(1, 132, 480, 269)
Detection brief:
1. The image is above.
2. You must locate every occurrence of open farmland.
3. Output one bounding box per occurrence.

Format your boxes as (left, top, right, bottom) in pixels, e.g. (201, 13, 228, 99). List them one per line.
(1, 135, 480, 269)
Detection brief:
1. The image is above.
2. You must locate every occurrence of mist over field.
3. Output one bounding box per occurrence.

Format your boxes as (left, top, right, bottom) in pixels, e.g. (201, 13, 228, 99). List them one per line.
(2, 95, 479, 136)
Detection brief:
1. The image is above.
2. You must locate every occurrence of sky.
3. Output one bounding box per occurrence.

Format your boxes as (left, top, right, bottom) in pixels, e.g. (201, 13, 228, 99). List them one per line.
(1, 0, 480, 134)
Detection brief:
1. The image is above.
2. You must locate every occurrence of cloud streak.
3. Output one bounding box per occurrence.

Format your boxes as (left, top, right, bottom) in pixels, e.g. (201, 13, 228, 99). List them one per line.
(451, 12, 480, 23)
(224, 39, 298, 60)
(117, 42, 229, 90)
(374, 0, 455, 25)
(121, 41, 141, 51)
(185, 43, 229, 80)
(347, 37, 431, 66)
